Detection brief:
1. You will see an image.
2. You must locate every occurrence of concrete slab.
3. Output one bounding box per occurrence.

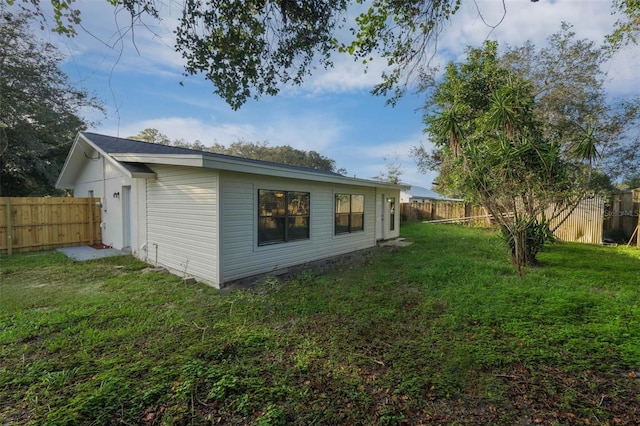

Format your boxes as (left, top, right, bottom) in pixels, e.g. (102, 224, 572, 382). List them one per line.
(57, 246, 127, 261)
(378, 238, 413, 248)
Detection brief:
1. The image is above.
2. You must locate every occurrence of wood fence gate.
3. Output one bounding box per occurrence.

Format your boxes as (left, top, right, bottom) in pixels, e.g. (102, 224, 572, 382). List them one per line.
(0, 197, 102, 255)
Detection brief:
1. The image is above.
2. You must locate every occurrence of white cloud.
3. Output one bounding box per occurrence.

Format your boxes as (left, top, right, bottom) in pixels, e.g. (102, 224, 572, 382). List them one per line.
(603, 45, 640, 97)
(258, 113, 345, 151)
(99, 111, 345, 152)
(303, 54, 387, 93)
(455, 1, 615, 48)
(295, 0, 631, 96)
(41, 0, 183, 79)
(347, 140, 419, 162)
(100, 118, 257, 145)
(325, 130, 434, 183)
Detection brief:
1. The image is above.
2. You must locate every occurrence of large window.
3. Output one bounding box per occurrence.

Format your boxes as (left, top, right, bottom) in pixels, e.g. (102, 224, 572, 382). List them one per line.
(258, 190, 310, 246)
(335, 194, 364, 234)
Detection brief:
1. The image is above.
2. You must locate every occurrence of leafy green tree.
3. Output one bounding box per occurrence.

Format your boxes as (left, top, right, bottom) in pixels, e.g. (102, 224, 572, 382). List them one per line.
(607, 0, 640, 50)
(9, 1, 639, 109)
(209, 140, 346, 174)
(7, 0, 548, 109)
(618, 174, 640, 190)
(418, 26, 640, 197)
(412, 145, 465, 198)
(0, 9, 103, 196)
(500, 24, 640, 183)
(129, 128, 171, 145)
(172, 138, 208, 151)
(378, 155, 403, 184)
(424, 41, 590, 274)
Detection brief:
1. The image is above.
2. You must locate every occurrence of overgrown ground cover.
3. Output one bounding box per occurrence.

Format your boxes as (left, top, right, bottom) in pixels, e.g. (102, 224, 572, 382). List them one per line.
(1, 223, 639, 425)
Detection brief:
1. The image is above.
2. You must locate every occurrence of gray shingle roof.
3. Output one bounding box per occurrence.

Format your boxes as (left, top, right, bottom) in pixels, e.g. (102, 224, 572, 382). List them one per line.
(82, 132, 344, 177)
(83, 132, 201, 155)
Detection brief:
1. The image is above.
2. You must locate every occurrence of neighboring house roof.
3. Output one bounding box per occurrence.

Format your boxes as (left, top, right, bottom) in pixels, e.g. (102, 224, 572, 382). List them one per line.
(402, 185, 462, 201)
(57, 132, 410, 190)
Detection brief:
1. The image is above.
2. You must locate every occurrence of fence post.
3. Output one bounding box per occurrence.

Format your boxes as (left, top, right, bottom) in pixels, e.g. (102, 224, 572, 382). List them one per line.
(5, 197, 12, 255)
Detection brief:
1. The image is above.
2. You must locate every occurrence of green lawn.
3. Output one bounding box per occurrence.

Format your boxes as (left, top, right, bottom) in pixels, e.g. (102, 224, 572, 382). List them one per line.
(1, 223, 639, 425)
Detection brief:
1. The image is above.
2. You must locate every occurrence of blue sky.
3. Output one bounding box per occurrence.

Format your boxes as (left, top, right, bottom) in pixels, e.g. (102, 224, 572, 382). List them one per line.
(30, 0, 640, 187)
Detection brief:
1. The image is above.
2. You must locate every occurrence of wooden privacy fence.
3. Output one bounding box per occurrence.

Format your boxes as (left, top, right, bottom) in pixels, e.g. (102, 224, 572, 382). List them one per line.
(401, 192, 639, 246)
(0, 197, 102, 255)
(401, 201, 490, 226)
(545, 196, 604, 245)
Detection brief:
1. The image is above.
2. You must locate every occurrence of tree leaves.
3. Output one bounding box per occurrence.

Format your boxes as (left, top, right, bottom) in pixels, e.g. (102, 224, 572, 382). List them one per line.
(175, 0, 349, 110)
(8, 0, 467, 108)
(7, 0, 640, 110)
(607, 0, 640, 51)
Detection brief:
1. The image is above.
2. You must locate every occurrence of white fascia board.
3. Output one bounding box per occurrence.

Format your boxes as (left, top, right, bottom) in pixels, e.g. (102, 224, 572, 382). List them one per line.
(55, 134, 84, 189)
(111, 154, 204, 168)
(112, 152, 407, 191)
(76, 135, 141, 179)
(202, 156, 410, 190)
(56, 133, 134, 188)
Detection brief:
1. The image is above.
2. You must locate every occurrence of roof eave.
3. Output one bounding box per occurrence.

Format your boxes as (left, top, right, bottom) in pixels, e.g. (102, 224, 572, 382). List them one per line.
(130, 171, 157, 179)
(55, 133, 88, 189)
(111, 152, 407, 190)
(57, 134, 146, 189)
(111, 154, 204, 168)
(201, 155, 409, 189)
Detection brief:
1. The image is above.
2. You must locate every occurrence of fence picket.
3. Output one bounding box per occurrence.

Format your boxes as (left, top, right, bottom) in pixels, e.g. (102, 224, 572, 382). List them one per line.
(0, 197, 102, 254)
(401, 195, 609, 245)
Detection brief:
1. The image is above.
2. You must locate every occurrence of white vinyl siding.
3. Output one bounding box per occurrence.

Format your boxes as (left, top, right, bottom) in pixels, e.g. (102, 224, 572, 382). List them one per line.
(73, 155, 134, 250)
(220, 171, 377, 283)
(147, 165, 219, 286)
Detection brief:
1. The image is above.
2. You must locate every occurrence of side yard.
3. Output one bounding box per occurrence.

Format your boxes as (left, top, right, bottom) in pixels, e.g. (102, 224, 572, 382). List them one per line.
(1, 223, 639, 424)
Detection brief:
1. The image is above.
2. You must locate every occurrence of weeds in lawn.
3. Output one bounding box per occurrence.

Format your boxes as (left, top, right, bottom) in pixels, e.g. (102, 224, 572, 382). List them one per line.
(1, 223, 640, 424)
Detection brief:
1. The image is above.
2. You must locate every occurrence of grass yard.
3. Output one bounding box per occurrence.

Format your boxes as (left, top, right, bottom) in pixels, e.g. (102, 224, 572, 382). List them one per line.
(1, 222, 640, 425)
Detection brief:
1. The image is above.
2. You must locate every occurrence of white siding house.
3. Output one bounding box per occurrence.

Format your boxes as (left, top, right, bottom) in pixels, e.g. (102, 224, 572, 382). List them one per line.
(57, 132, 407, 288)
